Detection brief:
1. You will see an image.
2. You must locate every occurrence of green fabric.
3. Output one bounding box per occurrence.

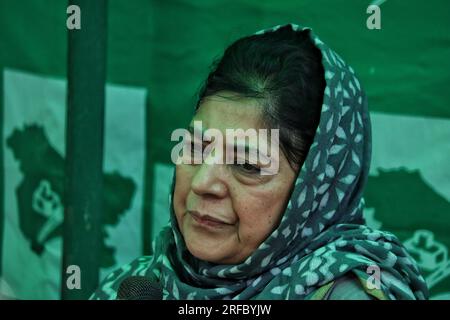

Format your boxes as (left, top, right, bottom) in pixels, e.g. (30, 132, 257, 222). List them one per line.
(322, 273, 377, 300)
(310, 281, 334, 300)
(91, 24, 429, 300)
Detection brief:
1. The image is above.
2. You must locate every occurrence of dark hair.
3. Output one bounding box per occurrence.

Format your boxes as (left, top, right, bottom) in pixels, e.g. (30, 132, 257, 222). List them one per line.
(196, 25, 325, 170)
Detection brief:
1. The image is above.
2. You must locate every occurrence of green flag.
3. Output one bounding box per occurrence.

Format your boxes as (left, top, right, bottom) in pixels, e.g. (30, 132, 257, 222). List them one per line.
(364, 112, 450, 299)
(2, 68, 147, 299)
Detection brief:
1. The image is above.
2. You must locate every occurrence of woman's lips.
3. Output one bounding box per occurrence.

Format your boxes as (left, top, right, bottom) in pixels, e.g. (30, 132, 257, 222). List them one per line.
(188, 210, 233, 229)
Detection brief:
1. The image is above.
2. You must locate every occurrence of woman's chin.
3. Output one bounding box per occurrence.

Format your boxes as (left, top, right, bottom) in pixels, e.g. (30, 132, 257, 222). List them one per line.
(184, 236, 251, 265)
(183, 233, 228, 262)
(187, 244, 225, 264)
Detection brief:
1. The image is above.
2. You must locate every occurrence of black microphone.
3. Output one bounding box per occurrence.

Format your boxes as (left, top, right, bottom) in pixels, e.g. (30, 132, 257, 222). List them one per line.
(116, 276, 163, 300)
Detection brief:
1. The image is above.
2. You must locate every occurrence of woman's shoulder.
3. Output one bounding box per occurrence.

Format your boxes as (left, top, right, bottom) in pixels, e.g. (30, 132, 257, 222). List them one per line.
(89, 256, 154, 300)
(323, 273, 376, 300)
(307, 272, 381, 300)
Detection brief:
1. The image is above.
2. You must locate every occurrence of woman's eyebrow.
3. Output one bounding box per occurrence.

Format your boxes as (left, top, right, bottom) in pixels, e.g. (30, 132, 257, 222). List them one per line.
(186, 124, 278, 166)
(227, 142, 259, 155)
(229, 143, 273, 167)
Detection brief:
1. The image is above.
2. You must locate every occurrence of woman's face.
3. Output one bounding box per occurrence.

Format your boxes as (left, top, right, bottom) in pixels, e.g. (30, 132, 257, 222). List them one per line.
(173, 92, 298, 264)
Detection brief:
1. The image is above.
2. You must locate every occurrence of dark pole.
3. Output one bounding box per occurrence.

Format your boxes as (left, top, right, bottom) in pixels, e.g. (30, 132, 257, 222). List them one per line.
(62, 0, 107, 299)
(142, 99, 154, 256)
(0, 69, 4, 278)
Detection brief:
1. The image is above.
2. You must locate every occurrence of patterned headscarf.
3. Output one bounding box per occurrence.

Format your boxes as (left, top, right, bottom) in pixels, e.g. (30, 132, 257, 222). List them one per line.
(92, 24, 429, 300)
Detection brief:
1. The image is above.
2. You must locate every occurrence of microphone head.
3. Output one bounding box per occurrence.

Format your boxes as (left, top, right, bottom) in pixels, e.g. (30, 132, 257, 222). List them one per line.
(116, 276, 163, 300)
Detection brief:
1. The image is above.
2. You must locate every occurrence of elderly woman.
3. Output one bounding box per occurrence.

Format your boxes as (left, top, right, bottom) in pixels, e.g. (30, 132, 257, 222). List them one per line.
(91, 24, 428, 300)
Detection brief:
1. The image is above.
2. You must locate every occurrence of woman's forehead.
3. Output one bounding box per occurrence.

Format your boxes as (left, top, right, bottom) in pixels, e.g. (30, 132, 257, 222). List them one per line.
(193, 94, 265, 131)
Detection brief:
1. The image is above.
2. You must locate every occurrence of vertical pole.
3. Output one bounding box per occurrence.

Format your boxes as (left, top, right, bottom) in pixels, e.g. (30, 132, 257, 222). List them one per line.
(142, 99, 154, 256)
(62, 0, 107, 299)
(0, 71, 4, 277)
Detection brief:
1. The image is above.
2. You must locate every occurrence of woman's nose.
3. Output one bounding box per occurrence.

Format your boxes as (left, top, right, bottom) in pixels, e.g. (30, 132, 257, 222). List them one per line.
(191, 163, 227, 199)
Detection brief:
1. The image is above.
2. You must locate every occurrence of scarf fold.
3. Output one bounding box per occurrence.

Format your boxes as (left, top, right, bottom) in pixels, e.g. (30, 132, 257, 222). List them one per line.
(93, 23, 429, 300)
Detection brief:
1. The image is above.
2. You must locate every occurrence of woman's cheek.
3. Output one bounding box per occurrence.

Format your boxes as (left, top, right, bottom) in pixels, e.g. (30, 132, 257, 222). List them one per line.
(235, 193, 278, 241)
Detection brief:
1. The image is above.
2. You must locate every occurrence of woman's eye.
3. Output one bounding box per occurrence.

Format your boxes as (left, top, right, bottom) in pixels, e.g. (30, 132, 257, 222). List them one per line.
(234, 162, 261, 174)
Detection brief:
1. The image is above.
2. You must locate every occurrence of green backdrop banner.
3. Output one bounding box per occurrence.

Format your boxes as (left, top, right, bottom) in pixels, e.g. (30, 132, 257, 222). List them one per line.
(0, 0, 449, 299)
